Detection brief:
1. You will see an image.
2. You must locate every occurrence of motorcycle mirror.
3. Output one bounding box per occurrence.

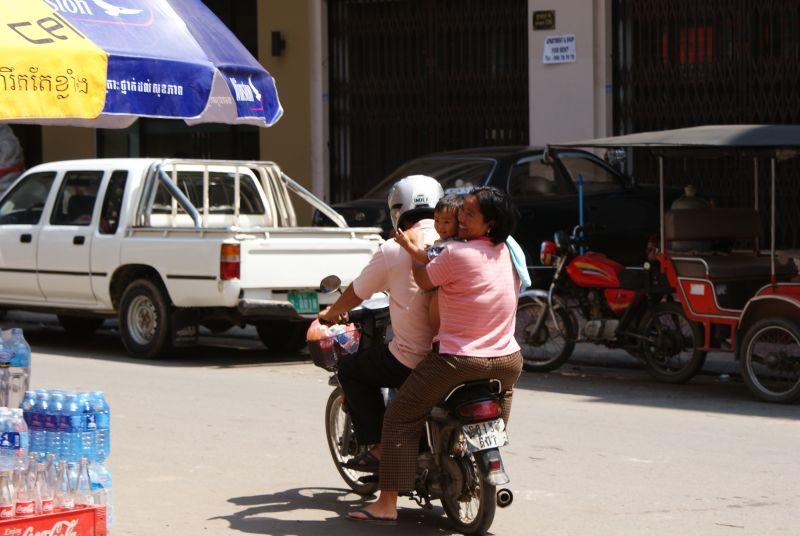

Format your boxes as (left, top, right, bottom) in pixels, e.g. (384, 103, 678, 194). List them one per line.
(554, 230, 570, 248)
(319, 275, 342, 294)
(542, 147, 555, 165)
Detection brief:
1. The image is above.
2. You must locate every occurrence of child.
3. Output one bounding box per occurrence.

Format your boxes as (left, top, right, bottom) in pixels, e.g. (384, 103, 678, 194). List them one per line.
(396, 194, 463, 333)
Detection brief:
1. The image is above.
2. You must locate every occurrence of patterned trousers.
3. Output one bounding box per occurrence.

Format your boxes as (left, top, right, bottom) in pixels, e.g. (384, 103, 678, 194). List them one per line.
(378, 350, 523, 492)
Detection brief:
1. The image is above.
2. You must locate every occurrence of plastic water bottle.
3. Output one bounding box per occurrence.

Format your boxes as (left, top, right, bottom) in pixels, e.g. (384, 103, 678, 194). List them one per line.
(78, 394, 95, 462)
(60, 394, 81, 463)
(0, 409, 28, 472)
(44, 393, 64, 458)
(11, 409, 28, 470)
(0, 409, 13, 472)
(0, 340, 12, 408)
(29, 391, 49, 456)
(90, 460, 113, 526)
(91, 392, 110, 462)
(5, 329, 30, 410)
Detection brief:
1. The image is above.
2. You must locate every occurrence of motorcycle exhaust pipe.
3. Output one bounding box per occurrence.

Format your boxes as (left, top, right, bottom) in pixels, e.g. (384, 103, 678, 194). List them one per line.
(496, 488, 514, 508)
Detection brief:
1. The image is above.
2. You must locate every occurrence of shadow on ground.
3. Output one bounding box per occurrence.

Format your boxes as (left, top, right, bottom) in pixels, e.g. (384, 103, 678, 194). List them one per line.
(0, 312, 307, 369)
(514, 348, 800, 421)
(212, 487, 481, 536)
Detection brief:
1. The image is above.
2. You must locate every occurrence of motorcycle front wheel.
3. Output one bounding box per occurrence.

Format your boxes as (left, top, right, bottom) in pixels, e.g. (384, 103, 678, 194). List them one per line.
(441, 454, 496, 535)
(324, 388, 379, 495)
(640, 302, 707, 384)
(515, 298, 576, 372)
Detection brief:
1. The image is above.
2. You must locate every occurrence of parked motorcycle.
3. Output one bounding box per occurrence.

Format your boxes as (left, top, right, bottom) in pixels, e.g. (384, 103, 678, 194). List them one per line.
(515, 226, 707, 383)
(312, 276, 514, 535)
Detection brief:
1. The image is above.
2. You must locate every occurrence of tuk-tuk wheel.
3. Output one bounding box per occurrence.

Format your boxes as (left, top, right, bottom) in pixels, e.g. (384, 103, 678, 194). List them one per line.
(740, 317, 800, 404)
(639, 301, 707, 384)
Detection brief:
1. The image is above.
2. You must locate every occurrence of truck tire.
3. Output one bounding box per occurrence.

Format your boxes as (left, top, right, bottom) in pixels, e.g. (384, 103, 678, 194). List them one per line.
(256, 320, 310, 353)
(119, 279, 172, 359)
(57, 316, 105, 336)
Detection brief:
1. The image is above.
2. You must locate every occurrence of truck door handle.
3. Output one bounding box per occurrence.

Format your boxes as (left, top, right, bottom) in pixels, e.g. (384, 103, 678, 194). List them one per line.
(19, 234, 31, 244)
(73, 236, 85, 245)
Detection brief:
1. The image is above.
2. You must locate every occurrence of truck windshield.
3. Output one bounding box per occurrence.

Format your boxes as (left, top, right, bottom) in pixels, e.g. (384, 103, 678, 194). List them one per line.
(152, 171, 266, 215)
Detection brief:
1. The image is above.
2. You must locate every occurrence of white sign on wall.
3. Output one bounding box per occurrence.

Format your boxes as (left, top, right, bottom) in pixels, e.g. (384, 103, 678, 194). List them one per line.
(543, 34, 576, 64)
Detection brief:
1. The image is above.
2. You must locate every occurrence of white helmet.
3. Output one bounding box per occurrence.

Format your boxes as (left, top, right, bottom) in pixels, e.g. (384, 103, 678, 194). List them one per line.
(387, 175, 444, 230)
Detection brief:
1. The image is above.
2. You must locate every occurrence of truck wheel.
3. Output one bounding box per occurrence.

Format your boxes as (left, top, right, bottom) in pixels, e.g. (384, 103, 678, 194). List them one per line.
(57, 316, 105, 336)
(119, 279, 172, 359)
(256, 320, 310, 353)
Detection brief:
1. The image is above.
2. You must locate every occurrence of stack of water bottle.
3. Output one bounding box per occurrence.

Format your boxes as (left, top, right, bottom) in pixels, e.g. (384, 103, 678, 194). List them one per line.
(0, 390, 113, 525)
(0, 329, 32, 410)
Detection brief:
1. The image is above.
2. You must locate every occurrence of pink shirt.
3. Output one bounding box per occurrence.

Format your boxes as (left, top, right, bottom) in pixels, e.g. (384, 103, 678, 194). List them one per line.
(426, 238, 521, 357)
(352, 220, 438, 369)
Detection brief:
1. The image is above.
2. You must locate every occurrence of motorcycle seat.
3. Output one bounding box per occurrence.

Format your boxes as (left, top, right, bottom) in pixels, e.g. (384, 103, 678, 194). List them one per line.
(441, 380, 503, 411)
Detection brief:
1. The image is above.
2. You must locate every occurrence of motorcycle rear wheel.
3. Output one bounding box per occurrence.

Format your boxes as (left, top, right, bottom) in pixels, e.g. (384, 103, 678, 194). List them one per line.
(516, 298, 576, 372)
(324, 388, 379, 496)
(640, 302, 706, 384)
(441, 454, 496, 535)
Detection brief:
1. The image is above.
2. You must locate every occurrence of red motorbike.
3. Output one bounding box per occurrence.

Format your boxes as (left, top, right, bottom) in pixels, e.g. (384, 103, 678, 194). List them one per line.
(515, 226, 707, 383)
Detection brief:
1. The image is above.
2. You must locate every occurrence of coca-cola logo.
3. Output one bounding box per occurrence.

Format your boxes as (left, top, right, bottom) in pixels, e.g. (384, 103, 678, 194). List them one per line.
(22, 519, 78, 536)
(14, 501, 34, 516)
(39, 500, 53, 514)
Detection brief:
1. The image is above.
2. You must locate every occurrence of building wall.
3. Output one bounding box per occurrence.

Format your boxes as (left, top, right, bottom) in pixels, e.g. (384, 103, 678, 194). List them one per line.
(528, 0, 613, 146)
(41, 127, 97, 162)
(258, 0, 325, 223)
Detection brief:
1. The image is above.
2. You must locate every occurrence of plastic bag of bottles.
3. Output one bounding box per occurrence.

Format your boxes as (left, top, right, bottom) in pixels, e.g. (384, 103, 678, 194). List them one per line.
(307, 322, 360, 371)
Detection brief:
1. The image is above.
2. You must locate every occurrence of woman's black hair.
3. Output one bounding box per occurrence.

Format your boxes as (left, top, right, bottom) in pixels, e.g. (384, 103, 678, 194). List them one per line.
(469, 186, 518, 244)
(435, 193, 464, 213)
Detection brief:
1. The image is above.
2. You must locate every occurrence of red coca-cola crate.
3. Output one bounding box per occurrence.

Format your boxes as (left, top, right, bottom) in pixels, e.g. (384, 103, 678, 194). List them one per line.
(0, 506, 106, 536)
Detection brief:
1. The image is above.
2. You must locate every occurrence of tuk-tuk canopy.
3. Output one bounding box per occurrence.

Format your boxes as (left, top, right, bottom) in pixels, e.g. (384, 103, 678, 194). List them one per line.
(551, 125, 800, 159)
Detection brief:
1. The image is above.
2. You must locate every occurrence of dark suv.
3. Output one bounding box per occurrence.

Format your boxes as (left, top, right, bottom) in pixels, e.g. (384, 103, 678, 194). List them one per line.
(314, 146, 674, 284)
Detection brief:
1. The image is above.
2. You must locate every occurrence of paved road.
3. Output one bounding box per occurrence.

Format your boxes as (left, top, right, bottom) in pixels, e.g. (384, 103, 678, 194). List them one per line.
(2, 314, 798, 535)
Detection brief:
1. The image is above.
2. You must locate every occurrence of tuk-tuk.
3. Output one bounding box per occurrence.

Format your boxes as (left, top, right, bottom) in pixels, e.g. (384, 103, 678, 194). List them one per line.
(544, 125, 800, 403)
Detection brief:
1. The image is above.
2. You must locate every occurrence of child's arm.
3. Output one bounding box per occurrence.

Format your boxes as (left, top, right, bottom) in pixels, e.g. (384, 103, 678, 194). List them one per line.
(395, 228, 430, 264)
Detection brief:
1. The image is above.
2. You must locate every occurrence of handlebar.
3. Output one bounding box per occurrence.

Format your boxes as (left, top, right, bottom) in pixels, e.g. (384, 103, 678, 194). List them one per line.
(557, 224, 607, 251)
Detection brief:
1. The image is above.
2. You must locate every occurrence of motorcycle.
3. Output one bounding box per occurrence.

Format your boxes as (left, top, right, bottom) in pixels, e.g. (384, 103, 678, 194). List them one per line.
(312, 275, 514, 535)
(515, 226, 707, 383)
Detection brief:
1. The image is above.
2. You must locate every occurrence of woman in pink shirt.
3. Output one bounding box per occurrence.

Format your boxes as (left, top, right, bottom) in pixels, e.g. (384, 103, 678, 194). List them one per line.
(347, 187, 523, 524)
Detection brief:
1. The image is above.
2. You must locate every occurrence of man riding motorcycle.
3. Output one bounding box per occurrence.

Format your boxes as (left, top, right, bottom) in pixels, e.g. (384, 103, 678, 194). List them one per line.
(318, 175, 443, 471)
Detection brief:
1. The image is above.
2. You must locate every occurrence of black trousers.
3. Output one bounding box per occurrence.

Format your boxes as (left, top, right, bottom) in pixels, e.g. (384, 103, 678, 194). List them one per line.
(336, 343, 412, 445)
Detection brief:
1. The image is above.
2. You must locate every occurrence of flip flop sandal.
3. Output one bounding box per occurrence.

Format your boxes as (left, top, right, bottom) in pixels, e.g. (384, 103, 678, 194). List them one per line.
(342, 451, 380, 472)
(346, 509, 397, 525)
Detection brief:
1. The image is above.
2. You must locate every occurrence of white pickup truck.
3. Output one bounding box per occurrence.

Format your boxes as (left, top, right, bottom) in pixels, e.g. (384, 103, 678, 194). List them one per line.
(0, 159, 381, 358)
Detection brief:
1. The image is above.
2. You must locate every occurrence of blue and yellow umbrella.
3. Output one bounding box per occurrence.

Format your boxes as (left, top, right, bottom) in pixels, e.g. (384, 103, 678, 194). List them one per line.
(0, 0, 282, 128)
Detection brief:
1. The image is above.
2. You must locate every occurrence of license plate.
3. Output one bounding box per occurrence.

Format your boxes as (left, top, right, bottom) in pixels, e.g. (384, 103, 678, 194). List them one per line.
(288, 291, 319, 314)
(462, 419, 508, 452)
